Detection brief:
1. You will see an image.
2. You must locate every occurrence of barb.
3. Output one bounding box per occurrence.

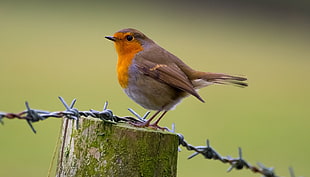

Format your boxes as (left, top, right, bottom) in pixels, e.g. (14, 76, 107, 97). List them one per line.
(0, 97, 300, 177)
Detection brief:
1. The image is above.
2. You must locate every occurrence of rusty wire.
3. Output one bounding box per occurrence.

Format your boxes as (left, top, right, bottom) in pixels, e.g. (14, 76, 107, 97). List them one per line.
(0, 96, 301, 177)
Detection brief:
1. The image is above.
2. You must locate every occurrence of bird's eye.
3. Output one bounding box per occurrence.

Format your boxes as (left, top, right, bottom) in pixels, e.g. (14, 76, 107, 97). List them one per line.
(126, 35, 134, 41)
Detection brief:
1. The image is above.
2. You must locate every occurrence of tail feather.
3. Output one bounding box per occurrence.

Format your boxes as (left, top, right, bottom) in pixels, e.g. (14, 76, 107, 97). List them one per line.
(194, 72, 248, 88)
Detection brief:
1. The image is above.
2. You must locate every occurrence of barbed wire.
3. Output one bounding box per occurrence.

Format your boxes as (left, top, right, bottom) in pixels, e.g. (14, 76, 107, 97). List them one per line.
(0, 96, 301, 177)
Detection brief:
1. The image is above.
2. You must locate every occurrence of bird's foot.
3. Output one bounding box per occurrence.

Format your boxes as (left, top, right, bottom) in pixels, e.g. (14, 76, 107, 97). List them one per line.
(128, 121, 168, 131)
(127, 109, 168, 131)
(149, 123, 169, 131)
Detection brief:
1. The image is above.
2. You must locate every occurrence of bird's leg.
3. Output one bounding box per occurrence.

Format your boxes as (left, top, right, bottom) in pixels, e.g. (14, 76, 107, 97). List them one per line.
(150, 111, 168, 131)
(129, 110, 160, 128)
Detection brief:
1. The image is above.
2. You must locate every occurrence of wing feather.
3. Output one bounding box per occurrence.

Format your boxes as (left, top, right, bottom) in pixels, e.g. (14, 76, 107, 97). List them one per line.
(135, 59, 204, 102)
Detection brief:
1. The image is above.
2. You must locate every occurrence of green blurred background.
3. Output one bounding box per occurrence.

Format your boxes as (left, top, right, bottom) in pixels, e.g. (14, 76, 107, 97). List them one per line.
(1, 0, 309, 176)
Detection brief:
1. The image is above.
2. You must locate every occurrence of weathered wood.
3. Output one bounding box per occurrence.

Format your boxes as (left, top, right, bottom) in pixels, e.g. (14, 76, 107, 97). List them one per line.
(56, 117, 178, 177)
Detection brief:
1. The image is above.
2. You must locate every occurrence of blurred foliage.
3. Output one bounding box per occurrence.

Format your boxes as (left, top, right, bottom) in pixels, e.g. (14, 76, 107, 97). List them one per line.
(0, 1, 309, 177)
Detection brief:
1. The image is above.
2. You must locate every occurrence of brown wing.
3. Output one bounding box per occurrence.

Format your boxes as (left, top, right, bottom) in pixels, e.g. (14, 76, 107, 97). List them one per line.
(135, 59, 205, 102)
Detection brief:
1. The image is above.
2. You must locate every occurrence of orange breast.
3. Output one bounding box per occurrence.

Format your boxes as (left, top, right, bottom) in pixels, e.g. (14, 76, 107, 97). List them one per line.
(117, 54, 133, 88)
(115, 40, 143, 88)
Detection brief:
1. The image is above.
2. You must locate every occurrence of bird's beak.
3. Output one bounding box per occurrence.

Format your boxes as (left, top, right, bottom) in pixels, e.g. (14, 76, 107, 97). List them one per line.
(105, 36, 116, 42)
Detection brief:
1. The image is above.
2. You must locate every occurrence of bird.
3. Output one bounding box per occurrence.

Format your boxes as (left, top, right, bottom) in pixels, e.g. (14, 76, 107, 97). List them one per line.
(105, 28, 247, 130)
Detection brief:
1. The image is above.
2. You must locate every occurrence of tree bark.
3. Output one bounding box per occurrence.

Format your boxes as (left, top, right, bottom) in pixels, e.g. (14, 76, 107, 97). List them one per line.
(56, 117, 178, 177)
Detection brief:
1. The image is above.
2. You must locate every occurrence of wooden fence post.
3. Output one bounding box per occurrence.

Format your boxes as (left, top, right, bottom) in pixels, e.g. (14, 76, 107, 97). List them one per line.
(56, 117, 179, 177)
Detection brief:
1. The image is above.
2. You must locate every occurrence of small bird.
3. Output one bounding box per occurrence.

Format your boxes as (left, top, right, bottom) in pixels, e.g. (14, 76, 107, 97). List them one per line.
(105, 28, 247, 129)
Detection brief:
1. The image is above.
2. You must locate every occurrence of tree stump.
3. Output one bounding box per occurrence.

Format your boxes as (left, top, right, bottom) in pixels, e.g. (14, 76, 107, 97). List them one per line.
(56, 117, 179, 177)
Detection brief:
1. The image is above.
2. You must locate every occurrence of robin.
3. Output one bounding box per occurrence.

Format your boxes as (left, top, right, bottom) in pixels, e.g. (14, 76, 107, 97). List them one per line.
(105, 28, 247, 130)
